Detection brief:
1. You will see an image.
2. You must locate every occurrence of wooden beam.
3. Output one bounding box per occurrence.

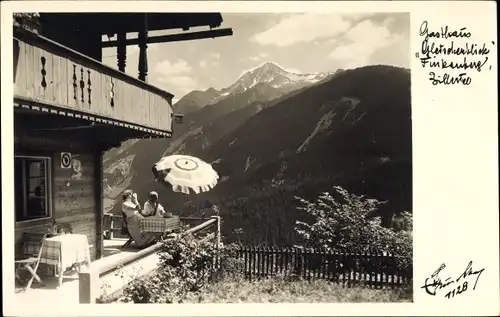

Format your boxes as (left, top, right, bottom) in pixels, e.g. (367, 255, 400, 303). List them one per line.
(116, 32, 126, 72)
(79, 266, 99, 304)
(40, 13, 225, 35)
(94, 149, 104, 259)
(138, 13, 148, 82)
(101, 28, 233, 48)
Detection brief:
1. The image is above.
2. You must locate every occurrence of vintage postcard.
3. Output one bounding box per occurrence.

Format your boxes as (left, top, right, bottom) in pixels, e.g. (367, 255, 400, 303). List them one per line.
(1, 1, 498, 316)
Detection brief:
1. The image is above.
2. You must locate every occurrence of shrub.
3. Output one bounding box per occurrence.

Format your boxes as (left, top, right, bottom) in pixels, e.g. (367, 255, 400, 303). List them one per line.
(119, 233, 243, 303)
(118, 233, 217, 303)
(294, 186, 412, 272)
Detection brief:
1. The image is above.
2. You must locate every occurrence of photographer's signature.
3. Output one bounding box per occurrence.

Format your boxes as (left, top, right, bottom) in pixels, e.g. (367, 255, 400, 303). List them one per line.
(421, 261, 485, 299)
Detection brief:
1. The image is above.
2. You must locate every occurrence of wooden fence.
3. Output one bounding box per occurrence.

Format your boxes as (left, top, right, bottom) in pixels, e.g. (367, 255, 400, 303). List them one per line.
(232, 246, 412, 288)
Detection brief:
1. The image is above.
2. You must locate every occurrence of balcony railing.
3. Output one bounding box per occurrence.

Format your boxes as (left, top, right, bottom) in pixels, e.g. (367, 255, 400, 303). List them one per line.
(79, 216, 220, 303)
(13, 26, 174, 137)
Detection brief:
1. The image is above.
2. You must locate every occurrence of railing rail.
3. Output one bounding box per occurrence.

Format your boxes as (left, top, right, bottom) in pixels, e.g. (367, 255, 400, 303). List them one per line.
(103, 215, 211, 239)
(14, 26, 174, 135)
(79, 216, 220, 303)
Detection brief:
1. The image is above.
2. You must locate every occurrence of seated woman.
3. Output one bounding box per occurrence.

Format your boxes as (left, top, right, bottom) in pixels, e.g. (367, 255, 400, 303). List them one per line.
(121, 190, 158, 248)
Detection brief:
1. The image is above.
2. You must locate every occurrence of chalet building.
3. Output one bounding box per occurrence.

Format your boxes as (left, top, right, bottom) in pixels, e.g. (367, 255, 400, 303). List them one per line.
(13, 13, 233, 261)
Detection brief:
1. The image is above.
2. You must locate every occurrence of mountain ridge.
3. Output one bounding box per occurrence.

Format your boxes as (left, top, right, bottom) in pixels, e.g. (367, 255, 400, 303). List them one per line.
(173, 62, 339, 115)
(104, 64, 412, 246)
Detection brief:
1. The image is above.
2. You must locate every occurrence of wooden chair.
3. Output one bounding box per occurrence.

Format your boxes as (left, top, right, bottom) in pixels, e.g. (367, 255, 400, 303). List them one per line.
(58, 222, 73, 234)
(15, 233, 47, 291)
(121, 213, 134, 248)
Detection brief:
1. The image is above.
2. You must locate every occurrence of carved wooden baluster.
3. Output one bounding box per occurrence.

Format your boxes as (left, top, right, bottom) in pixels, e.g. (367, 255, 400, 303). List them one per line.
(117, 32, 127, 72)
(40, 56, 47, 88)
(79, 68, 85, 103)
(72, 65, 77, 100)
(138, 13, 149, 81)
(87, 70, 92, 105)
(110, 78, 115, 107)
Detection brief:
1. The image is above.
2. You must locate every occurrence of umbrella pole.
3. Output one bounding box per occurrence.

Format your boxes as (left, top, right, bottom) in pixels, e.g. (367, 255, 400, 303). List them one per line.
(196, 193, 200, 218)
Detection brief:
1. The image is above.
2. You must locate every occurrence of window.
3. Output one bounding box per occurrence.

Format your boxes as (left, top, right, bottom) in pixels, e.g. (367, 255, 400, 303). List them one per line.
(15, 156, 51, 222)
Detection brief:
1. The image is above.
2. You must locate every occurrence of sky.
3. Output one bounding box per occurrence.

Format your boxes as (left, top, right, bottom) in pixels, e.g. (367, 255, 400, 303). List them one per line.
(102, 13, 410, 102)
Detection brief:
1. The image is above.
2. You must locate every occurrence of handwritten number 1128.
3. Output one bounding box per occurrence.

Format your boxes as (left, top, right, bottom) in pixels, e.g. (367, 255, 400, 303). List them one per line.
(445, 281, 468, 299)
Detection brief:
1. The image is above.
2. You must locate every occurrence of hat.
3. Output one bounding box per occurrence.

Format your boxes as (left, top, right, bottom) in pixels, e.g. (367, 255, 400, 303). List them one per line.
(149, 191, 159, 197)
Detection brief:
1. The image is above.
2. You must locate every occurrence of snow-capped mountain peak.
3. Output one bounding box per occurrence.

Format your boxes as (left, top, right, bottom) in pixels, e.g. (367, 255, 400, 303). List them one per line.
(174, 61, 339, 114)
(223, 62, 334, 94)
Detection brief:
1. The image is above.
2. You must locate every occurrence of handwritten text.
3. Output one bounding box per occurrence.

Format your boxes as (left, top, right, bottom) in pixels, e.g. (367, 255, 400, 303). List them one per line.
(420, 261, 485, 299)
(416, 21, 495, 86)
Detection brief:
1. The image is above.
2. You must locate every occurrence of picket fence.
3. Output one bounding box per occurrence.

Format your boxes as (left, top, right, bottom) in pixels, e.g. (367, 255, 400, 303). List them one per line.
(231, 246, 412, 288)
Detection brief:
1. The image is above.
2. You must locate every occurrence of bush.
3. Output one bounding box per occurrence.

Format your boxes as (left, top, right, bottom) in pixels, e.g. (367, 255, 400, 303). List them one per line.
(118, 233, 217, 303)
(294, 186, 412, 272)
(119, 233, 243, 303)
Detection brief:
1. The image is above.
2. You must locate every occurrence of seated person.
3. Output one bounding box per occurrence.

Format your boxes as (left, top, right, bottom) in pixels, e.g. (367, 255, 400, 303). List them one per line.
(142, 191, 166, 218)
(121, 189, 157, 248)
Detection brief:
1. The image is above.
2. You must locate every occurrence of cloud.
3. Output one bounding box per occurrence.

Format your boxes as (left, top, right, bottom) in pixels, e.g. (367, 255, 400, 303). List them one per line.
(328, 19, 400, 68)
(199, 52, 221, 68)
(252, 14, 352, 47)
(155, 59, 192, 75)
(248, 52, 269, 62)
(154, 59, 197, 95)
(211, 52, 221, 61)
(155, 75, 198, 96)
(199, 60, 208, 68)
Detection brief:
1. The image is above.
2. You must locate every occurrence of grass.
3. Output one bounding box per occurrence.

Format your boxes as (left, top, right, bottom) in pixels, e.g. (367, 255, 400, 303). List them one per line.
(182, 277, 413, 303)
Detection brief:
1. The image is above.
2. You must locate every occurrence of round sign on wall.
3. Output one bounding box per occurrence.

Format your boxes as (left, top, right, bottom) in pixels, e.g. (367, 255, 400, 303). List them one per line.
(61, 152, 72, 169)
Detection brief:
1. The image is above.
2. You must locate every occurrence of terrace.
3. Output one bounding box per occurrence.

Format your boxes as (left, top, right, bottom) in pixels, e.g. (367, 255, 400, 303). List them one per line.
(14, 216, 220, 305)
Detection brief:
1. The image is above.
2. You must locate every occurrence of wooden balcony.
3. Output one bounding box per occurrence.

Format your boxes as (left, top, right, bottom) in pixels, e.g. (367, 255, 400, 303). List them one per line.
(13, 26, 174, 138)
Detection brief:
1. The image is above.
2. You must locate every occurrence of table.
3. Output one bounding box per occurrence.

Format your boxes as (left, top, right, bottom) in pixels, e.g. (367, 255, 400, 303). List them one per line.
(27, 234, 91, 287)
(139, 216, 181, 238)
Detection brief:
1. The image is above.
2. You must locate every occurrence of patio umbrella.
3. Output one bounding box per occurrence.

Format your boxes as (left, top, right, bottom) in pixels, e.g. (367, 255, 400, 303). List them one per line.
(152, 154, 219, 194)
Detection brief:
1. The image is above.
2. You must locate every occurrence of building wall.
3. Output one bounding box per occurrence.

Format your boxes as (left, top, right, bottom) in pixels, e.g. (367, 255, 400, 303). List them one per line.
(14, 120, 103, 261)
(53, 152, 98, 261)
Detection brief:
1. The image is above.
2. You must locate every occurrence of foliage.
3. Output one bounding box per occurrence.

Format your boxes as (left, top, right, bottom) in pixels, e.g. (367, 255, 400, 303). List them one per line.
(13, 13, 41, 31)
(294, 186, 412, 271)
(182, 277, 412, 303)
(13, 13, 40, 19)
(118, 233, 242, 303)
(99, 221, 412, 303)
(231, 227, 244, 244)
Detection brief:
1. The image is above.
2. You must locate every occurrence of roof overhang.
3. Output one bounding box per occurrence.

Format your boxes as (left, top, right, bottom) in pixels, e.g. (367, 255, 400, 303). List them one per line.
(14, 100, 172, 139)
(38, 13, 226, 35)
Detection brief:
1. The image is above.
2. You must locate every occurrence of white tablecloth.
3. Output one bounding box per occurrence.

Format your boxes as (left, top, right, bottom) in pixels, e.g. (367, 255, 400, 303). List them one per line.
(41, 234, 91, 271)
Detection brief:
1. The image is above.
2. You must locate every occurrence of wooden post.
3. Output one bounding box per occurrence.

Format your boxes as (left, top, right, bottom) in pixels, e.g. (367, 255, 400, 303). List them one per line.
(211, 215, 221, 247)
(14, 39, 20, 82)
(109, 215, 114, 239)
(103, 213, 114, 240)
(79, 266, 99, 304)
(94, 150, 104, 259)
(117, 32, 127, 72)
(138, 13, 149, 82)
(210, 215, 220, 269)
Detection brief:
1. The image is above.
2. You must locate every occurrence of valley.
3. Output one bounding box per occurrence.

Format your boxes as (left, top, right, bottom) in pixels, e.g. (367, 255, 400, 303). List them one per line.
(103, 63, 412, 246)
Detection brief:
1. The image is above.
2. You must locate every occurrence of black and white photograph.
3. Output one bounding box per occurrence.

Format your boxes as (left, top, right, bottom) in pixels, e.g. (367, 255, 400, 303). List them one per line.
(10, 11, 412, 304)
(2, 2, 498, 316)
